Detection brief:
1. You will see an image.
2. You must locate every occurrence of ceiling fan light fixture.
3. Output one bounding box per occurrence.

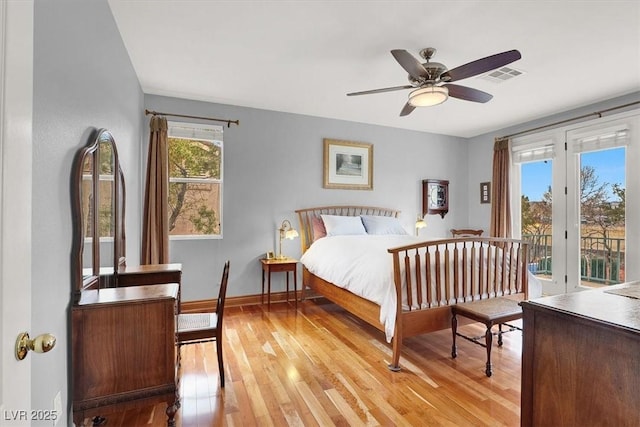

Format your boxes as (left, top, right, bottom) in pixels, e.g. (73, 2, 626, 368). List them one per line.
(408, 86, 449, 107)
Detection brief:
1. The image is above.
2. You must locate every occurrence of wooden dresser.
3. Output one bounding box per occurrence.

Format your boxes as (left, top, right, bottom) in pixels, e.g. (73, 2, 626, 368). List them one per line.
(520, 282, 640, 427)
(72, 283, 180, 427)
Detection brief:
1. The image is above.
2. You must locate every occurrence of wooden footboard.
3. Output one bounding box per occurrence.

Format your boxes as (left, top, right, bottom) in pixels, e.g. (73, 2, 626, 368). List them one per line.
(296, 206, 529, 371)
(387, 237, 529, 369)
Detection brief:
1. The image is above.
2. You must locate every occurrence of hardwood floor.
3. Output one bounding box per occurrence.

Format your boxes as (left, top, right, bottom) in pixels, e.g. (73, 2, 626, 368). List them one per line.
(80, 298, 523, 426)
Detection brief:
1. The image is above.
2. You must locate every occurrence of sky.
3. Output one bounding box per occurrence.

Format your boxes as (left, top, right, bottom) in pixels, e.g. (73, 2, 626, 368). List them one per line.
(521, 147, 625, 201)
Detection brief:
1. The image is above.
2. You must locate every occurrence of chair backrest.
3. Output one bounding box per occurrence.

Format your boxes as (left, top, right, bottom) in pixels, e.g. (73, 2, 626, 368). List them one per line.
(215, 260, 230, 329)
(451, 228, 484, 237)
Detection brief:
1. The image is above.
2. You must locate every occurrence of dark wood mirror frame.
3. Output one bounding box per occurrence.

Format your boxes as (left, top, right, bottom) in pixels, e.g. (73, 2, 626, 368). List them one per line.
(71, 128, 125, 300)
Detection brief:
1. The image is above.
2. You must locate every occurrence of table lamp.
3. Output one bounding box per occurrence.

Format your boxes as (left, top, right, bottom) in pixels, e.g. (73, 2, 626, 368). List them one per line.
(278, 219, 299, 259)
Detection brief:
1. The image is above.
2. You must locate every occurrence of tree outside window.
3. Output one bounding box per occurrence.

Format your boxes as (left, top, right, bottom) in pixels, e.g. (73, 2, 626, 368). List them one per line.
(168, 122, 223, 237)
(522, 164, 625, 283)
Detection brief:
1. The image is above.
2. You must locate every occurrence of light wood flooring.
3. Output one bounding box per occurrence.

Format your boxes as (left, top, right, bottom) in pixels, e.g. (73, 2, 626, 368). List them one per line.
(81, 298, 524, 426)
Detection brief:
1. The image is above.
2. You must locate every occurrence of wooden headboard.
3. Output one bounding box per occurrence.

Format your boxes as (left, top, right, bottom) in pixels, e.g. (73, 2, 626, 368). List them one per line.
(295, 205, 400, 253)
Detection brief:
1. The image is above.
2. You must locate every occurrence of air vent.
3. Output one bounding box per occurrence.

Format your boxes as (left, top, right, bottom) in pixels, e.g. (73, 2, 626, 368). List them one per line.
(479, 66, 525, 83)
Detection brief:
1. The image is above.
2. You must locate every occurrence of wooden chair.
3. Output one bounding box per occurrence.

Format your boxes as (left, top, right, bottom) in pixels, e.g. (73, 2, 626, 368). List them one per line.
(450, 229, 484, 237)
(177, 260, 230, 387)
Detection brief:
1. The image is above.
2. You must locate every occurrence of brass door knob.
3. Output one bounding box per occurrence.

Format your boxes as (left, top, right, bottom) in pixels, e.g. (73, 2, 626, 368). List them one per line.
(15, 332, 56, 361)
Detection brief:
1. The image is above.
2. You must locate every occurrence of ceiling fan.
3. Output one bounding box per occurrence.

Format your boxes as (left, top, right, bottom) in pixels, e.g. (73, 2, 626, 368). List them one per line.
(347, 47, 521, 116)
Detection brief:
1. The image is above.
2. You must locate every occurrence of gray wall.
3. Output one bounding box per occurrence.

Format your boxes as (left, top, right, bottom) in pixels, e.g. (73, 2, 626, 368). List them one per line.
(32, 0, 143, 424)
(145, 95, 469, 302)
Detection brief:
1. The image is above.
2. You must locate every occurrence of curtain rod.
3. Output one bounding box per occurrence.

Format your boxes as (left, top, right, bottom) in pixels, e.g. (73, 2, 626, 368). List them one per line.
(499, 100, 640, 140)
(144, 109, 239, 128)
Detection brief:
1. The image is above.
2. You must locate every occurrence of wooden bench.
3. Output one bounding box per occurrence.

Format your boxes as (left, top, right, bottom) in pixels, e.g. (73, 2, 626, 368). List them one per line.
(451, 297, 523, 377)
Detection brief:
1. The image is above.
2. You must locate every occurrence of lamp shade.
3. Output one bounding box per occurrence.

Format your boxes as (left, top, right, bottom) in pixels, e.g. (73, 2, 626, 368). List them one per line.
(408, 86, 449, 107)
(285, 229, 299, 240)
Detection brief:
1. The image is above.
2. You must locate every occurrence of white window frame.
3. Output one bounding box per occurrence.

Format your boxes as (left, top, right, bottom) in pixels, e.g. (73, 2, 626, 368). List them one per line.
(167, 120, 223, 240)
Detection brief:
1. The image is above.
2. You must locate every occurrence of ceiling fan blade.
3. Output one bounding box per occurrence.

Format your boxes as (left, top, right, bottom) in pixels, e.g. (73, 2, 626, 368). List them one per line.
(444, 84, 493, 103)
(400, 102, 415, 117)
(347, 85, 414, 96)
(391, 49, 428, 80)
(442, 49, 521, 82)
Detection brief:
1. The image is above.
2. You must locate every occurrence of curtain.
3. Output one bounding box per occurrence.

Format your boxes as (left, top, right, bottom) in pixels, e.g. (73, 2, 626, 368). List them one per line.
(489, 137, 512, 238)
(141, 115, 170, 264)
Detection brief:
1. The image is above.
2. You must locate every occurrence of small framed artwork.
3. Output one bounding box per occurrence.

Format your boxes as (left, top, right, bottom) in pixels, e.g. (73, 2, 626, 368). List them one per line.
(323, 138, 373, 190)
(480, 182, 491, 204)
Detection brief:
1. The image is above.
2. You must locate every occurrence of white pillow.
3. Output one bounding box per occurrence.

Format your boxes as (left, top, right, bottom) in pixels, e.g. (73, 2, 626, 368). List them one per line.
(320, 215, 367, 236)
(360, 215, 408, 235)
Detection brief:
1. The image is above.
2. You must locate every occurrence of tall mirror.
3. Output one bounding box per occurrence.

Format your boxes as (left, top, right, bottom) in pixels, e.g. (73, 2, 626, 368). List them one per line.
(97, 138, 116, 286)
(80, 153, 95, 280)
(116, 166, 126, 271)
(72, 129, 124, 297)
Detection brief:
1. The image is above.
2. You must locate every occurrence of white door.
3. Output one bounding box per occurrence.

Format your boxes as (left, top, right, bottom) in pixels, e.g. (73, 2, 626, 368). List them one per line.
(512, 130, 567, 295)
(566, 114, 639, 290)
(1, 1, 34, 425)
(513, 111, 639, 295)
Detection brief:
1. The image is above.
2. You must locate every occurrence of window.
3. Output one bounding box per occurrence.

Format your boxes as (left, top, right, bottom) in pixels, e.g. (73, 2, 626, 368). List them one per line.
(168, 121, 223, 238)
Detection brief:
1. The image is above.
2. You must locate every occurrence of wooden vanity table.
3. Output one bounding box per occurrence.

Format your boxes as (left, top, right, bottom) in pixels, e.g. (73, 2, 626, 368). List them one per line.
(71, 129, 180, 426)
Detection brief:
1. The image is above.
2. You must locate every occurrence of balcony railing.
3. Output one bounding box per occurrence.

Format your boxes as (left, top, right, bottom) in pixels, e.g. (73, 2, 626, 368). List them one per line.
(522, 233, 625, 285)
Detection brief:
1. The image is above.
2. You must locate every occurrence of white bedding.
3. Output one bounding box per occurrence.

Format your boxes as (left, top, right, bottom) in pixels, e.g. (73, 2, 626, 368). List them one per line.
(300, 235, 422, 342)
(300, 235, 541, 343)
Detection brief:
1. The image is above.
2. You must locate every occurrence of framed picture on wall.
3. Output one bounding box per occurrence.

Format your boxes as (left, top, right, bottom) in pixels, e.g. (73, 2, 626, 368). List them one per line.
(480, 181, 491, 204)
(323, 138, 373, 190)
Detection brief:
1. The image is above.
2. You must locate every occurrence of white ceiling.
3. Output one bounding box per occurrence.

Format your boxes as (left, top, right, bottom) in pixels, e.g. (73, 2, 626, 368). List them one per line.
(108, 1, 640, 138)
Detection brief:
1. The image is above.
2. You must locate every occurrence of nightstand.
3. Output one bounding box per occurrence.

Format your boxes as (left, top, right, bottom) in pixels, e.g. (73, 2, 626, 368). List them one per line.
(260, 258, 298, 310)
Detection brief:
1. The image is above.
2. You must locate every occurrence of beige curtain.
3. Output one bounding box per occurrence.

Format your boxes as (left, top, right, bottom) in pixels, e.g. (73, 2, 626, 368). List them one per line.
(489, 137, 512, 238)
(141, 115, 170, 264)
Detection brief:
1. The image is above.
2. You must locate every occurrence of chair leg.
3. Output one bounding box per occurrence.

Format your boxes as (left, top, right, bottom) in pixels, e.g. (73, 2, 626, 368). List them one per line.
(484, 324, 493, 377)
(451, 312, 458, 359)
(216, 338, 225, 388)
(175, 345, 182, 409)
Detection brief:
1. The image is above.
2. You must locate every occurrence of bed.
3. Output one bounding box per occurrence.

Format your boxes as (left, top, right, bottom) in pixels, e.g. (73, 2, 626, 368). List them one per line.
(296, 205, 530, 371)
